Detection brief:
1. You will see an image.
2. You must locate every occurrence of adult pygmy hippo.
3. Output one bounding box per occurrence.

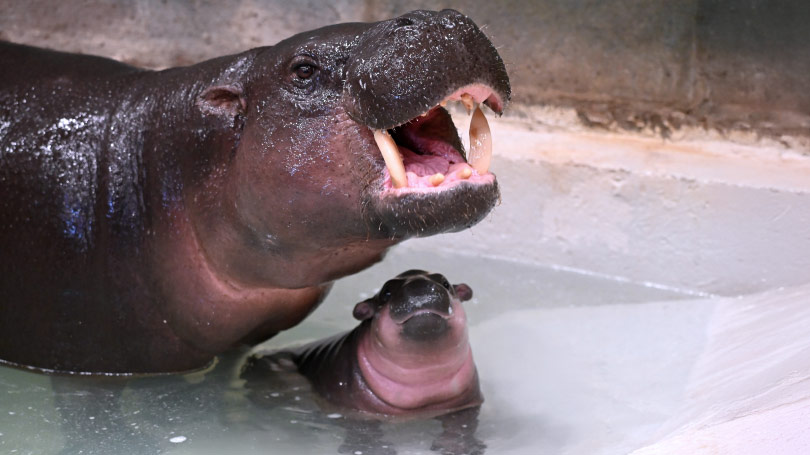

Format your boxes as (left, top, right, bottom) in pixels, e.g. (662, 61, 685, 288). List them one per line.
(245, 270, 482, 418)
(0, 10, 510, 374)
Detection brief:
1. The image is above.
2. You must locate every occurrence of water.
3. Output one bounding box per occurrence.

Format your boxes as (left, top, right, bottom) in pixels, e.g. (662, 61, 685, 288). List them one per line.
(633, 283, 810, 454)
(0, 247, 717, 455)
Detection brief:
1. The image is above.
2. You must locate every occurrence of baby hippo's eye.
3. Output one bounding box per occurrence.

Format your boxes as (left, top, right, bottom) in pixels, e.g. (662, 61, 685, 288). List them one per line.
(379, 286, 392, 303)
(428, 273, 452, 290)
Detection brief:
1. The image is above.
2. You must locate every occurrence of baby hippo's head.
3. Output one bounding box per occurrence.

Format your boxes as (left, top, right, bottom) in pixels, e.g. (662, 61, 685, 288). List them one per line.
(353, 269, 473, 345)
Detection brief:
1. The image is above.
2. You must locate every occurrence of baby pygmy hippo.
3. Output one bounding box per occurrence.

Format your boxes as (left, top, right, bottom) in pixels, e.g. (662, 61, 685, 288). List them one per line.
(248, 270, 482, 419)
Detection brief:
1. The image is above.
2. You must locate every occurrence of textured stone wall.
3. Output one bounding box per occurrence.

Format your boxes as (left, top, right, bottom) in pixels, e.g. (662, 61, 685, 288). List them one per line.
(2, 0, 809, 137)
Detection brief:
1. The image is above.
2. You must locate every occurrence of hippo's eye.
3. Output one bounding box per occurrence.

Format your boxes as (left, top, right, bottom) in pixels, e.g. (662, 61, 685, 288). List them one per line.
(441, 278, 451, 289)
(294, 64, 315, 80)
(288, 55, 320, 87)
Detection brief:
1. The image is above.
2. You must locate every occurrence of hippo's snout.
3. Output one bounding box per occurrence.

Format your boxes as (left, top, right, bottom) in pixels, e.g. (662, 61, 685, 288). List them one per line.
(389, 279, 452, 323)
(385, 274, 458, 342)
(344, 8, 510, 130)
(389, 279, 452, 341)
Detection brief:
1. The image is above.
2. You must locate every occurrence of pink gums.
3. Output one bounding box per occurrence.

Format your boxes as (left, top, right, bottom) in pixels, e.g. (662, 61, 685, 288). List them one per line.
(444, 83, 504, 113)
(382, 145, 494, 194)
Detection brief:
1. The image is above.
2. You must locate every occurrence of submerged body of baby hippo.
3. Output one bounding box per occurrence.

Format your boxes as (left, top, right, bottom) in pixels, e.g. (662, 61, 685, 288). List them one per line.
(246, 270, 481, 418)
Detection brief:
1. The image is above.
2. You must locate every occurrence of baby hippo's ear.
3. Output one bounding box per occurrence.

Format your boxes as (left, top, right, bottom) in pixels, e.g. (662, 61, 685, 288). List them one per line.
(453, 283, 473, 302)
(353, 298, 378, 321)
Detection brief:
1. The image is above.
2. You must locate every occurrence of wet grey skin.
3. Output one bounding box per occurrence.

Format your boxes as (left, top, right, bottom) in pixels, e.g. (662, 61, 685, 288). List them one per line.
(244, 270, 482, 418)
(0, 9, 510, 374)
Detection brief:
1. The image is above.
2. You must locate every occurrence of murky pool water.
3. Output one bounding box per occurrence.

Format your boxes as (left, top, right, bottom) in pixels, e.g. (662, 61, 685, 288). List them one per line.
(0, 247, 714, 455)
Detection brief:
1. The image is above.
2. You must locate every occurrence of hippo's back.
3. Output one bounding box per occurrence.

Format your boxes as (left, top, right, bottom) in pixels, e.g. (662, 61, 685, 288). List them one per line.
(0, 41, 139, 87)
(0, 42, 150, 372)
(0, 42, 143, 263)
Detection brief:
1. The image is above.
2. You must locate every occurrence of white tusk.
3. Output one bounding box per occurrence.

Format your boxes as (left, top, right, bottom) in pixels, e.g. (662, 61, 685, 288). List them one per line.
(373, 130, 408, 188)
(468, 105, 492, 175)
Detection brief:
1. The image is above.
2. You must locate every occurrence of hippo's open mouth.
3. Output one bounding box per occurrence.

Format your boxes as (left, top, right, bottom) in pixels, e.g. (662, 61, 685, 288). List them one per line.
(342, 9, 510, 237)
(372, 83, 502, 194)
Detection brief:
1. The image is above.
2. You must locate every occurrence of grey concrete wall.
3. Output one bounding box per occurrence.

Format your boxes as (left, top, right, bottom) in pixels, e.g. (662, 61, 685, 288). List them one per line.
(1, 0, 808, 137)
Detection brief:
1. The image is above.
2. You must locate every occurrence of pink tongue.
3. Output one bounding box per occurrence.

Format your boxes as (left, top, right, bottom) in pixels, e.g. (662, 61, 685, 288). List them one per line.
(400, 146, 450, 176)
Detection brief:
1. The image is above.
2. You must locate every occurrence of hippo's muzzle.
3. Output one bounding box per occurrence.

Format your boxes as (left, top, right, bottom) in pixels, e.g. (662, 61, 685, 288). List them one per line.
(389, 279, 452, 323)
(344, 10, 510, 237)
(389, 278, 454, 340)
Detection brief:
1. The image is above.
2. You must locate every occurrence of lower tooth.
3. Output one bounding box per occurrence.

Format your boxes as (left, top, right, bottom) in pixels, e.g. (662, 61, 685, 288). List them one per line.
(429, 173, 445, 186)
(373, 130, 408, 189)
(468, 106, 492, 174)
(458, 167, 472, 179)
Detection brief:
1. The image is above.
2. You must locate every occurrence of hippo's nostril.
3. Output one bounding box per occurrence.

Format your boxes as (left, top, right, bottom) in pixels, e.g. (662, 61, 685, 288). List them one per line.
(395, 17, 414, 27)
(438, 9, 465, 28)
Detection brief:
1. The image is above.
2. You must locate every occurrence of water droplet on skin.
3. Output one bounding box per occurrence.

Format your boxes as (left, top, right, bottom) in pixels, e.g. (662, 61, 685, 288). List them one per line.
(169, 436, 187, 443)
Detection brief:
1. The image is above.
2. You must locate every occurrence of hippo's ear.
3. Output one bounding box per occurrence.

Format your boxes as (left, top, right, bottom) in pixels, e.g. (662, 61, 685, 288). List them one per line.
(197, 84, 247, 120)
(454, 283, 473, 302)
(352, 298, 378, 321)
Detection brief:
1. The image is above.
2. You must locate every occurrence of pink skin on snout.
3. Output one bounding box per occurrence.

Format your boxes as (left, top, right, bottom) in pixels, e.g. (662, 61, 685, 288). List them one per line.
(354, 285, 481, 414)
